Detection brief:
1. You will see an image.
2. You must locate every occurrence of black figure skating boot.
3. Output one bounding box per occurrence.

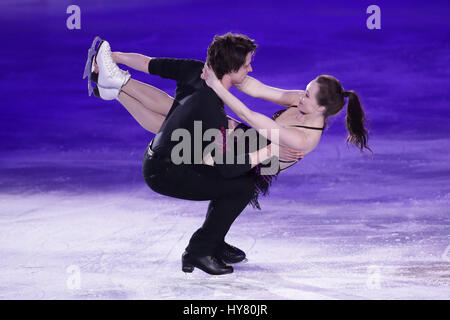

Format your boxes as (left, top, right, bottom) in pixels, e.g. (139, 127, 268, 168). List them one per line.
(218, 242, 247, 264)
(182, 251, 233, 275)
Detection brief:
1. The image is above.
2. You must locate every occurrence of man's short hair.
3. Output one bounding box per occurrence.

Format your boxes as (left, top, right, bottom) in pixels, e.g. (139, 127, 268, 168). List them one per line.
(206, 32, 257, 79)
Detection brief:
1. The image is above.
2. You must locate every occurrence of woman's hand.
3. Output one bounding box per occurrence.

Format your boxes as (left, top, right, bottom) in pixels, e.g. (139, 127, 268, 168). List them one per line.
(201, 64, 221, 90)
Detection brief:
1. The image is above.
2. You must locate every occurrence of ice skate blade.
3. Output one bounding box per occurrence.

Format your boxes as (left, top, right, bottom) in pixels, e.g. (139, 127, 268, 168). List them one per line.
(83, 36, 103, 96)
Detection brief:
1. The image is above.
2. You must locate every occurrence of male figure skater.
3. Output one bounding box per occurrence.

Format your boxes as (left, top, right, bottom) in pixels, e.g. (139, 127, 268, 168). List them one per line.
(88, 33, 266, 275)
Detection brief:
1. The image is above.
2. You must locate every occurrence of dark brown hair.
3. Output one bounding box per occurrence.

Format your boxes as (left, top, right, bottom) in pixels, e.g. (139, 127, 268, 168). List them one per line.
(206, 32, 257, 79)
(315, 75, 372, 153)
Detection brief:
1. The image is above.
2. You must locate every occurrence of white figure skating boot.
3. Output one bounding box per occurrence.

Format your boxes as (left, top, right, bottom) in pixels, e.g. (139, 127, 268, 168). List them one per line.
(83, 36, 130, 98)
(95, 40, 130, 89)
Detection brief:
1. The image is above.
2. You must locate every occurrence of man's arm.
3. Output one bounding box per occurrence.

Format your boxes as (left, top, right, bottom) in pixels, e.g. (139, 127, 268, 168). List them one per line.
(148, 58, 204, 81)
(200, 125, 254, 179)
(222, 144, 273, 169)
(235, 76, 303, 107)
(112, 52, 204, 82)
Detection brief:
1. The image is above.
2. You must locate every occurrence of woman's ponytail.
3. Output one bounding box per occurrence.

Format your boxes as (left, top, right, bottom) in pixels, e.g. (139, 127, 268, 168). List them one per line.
(315, 75, 373, 155)
(344, 91, 372, 153)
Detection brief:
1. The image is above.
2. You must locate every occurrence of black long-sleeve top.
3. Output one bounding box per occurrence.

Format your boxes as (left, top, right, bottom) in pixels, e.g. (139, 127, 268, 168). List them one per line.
(148, 58, 252, 178)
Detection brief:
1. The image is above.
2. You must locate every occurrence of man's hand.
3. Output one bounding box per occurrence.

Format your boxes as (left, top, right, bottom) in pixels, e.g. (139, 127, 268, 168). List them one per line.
(291, 90, 306, 106)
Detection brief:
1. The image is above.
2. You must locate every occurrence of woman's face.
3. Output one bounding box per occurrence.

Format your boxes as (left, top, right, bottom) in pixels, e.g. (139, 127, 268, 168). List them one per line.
(297, 80, 324, 115)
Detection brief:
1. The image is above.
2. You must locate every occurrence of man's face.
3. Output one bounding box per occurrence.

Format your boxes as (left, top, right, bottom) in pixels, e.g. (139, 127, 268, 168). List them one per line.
(229, 52, 253, 85)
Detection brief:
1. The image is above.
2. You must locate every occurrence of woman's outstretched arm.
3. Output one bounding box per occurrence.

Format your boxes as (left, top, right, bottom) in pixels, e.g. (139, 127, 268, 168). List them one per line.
(202, 66, 309, 151)
(235, 76, 303, 107)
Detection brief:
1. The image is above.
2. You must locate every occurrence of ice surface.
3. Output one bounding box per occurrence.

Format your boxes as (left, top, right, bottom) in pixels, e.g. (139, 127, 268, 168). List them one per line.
(0, 136, 448, 299)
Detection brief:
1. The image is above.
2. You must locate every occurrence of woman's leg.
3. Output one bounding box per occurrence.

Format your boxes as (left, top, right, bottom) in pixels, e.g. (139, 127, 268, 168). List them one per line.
(121, 78, 173, 116)
(112, 51, 173, 116)
(94, 56, 174, 116)
(117, 91, 165, 133)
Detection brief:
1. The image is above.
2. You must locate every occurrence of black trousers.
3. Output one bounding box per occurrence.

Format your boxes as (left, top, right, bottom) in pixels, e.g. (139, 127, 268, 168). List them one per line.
(142, 146, 255, 256)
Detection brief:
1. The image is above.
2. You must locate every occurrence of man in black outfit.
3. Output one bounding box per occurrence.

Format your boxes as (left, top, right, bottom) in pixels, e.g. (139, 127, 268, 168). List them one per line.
(142, 33, 258, 275)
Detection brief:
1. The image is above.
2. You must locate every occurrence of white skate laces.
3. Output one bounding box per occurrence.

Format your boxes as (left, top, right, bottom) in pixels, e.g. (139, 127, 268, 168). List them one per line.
(101, 42, 130, 84)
